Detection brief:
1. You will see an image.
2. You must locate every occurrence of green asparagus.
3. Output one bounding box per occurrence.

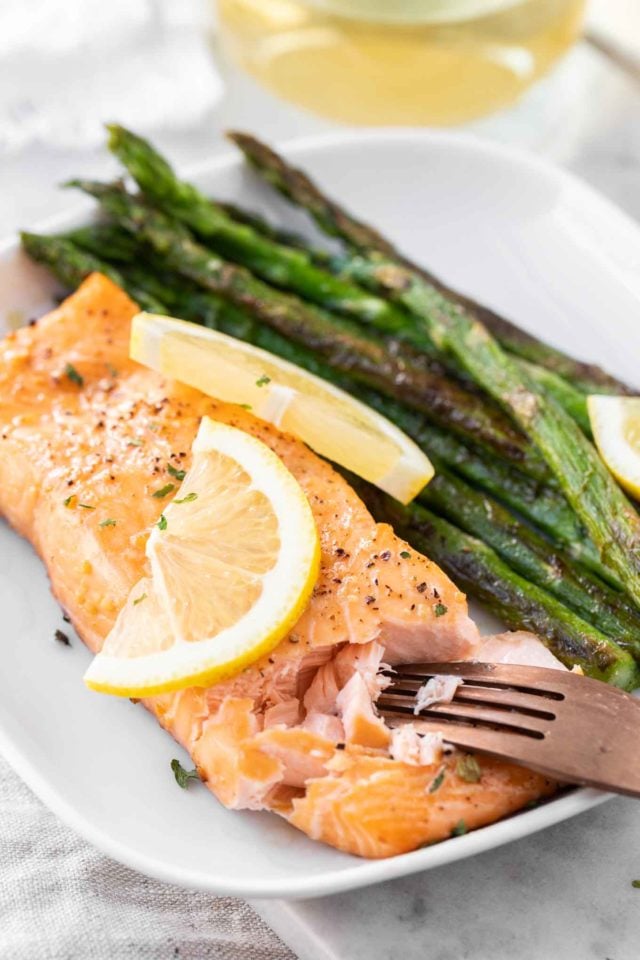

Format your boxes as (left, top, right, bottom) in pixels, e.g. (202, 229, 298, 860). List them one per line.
(420, 464, 640, 650)
(107, 125, 443, 349)
(228, 130, 633, 397)
(19, 233, 165, 313)
(108, 126, 598, 433)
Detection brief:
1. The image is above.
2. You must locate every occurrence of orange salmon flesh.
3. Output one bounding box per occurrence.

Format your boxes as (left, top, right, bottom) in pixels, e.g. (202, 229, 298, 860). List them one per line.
(0, 274, 555, 858)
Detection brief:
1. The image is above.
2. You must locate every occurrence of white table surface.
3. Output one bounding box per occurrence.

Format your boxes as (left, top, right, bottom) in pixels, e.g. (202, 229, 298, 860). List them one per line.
(1, 17, 639, 960)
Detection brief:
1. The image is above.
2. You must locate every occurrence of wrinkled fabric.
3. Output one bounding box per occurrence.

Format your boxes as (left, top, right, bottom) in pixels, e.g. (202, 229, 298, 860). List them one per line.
(0, 757, 294, 960)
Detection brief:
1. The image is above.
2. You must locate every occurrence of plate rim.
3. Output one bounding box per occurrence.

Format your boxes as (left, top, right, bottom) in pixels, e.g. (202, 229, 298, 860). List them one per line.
(0, 127, 631, 898)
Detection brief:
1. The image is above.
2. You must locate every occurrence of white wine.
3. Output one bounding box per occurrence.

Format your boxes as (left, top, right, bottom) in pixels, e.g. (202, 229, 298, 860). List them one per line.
(217, 0, 586, 125)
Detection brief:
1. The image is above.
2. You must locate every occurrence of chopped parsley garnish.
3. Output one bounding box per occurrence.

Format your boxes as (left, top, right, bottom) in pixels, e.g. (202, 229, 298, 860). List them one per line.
(632, 880, 640, 889)
(99, 518, 117, 527)
(157, 514, 168, 531)
(148, 422, 160, 432)
(167, 463, 186, 481)
(127, 439, 144, 447)
(400, 550, 411, 559)
(54, 629, 71, 647)
(238, 403, 252, 410)
(434, 602, 448, 618)
(456, 755, 481, 783)
(133, 593, 147, 606)
(174, 492, 198, 504)
(78, 503, 95, 510)
(152, 483, 175, 499)
(106, 363, 119, 378)
(256, 374, 271, 387)
(428, 767, 446, 793)
(451, 819, 467, 837)
(63, 494, 76, 508)
(64, 363, 84, 387)
(171, 758, 200, 789)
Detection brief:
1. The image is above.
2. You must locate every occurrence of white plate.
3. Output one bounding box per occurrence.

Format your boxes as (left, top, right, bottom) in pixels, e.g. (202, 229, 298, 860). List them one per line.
(1, 130, 638, 900)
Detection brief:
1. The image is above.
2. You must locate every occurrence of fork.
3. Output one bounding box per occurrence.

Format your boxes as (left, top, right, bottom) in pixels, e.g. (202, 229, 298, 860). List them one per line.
(378, 662, 640, 797)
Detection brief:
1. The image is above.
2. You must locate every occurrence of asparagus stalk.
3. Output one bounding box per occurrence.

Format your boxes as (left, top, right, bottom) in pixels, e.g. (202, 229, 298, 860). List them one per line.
(217, 201, 325, 255)
(420, 464, 640, 650)
(19, 233, 165, 313)
(228, 131, 633, 397)
(70, 180, 554, 478)
(107, 125, 444, 352)
(65, 223, 142, 263)
(364, 490, 639, 689)
(108, 127, 596, 433)
(517, 359, 590, 436)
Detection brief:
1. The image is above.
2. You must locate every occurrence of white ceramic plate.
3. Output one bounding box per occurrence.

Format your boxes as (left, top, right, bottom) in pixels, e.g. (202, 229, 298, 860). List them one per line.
(1, 131, 638, 900)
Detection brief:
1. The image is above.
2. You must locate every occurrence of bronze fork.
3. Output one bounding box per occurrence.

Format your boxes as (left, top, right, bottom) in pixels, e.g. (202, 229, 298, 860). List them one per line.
(378, 662, 640, 797)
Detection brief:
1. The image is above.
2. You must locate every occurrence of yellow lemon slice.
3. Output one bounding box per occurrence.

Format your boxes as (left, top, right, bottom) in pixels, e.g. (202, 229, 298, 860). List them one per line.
(84, 417, 320, 697)
(130, 312, 433, 504)
(588, 395, 640, 499)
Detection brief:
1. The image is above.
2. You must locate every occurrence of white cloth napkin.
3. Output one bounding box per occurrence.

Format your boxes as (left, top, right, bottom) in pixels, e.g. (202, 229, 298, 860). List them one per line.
(0, 0, 223, 153)
(0, 756, 294, 959)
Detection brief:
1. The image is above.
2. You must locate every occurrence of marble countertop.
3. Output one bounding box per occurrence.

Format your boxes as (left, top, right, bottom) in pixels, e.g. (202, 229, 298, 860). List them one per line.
(1, 16, 639, 960)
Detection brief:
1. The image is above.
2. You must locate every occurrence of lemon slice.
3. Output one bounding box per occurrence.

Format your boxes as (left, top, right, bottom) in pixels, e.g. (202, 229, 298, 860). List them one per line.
(588, 396, 640, 498)
(84, 417, 320, 697)
(130, 312, 433, 504)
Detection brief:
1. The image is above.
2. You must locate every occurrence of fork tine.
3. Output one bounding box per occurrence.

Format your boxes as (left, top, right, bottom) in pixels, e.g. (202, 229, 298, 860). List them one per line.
(385, 679, 558, 718)
(377, 693, 551, 736)
(386, 662, 570, 699)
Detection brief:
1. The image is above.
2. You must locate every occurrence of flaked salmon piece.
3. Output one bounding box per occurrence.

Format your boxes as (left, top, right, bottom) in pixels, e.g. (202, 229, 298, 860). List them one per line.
(191, 698, 282, 810)
(301, 713, 345, 741)
(303, 639, 388, 716)
(0, 273, 557, 858)
(252, 727, 337, 789)
(264, 700, 302, 728)
(337, 673, 391, 748)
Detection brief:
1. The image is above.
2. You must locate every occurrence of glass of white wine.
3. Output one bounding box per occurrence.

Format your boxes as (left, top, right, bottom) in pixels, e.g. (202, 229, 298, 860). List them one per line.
(217, 0, 587, 125)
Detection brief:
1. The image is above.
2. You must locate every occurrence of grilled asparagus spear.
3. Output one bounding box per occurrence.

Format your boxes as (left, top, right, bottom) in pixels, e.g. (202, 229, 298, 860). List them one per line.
(228, 130, 633, 397)
(421, 465, 640, 650)
(107, 126, 596, 432)
(19, 232, 165, 313)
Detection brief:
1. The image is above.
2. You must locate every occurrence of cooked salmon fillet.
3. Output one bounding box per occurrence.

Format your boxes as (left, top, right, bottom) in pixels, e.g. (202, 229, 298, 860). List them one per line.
(0, 274, 555, 857)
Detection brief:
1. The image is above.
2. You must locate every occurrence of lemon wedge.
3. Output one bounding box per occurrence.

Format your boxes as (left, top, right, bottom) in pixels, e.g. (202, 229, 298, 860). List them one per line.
(130, 312, 433, 504)
(588, 396, 640, 499)
(84, 417, 320, 697)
